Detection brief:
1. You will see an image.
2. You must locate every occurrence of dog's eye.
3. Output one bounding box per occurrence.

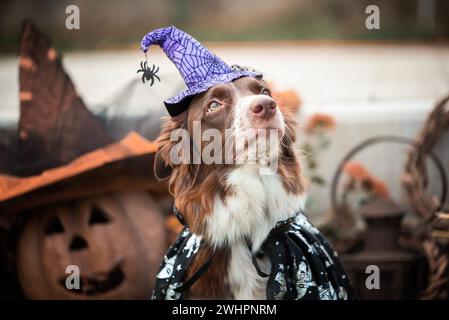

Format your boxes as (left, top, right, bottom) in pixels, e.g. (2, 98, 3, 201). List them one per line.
(207, 101, 222, 112)
(261, 88, 271, 96)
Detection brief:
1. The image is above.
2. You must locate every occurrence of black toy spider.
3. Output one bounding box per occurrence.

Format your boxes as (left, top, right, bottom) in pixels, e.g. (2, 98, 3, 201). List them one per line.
(137, 61, 161, 86)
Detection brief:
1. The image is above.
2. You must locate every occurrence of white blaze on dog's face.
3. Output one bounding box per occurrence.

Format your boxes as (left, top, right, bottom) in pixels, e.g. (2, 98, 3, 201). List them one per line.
(232, 84, 285, 146)
(231, 86, 285, 165)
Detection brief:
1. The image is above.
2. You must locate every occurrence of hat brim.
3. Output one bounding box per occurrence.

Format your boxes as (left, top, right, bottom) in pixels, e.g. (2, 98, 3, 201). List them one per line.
(164, 71, 261, 116)
(0, 132, 168, 216)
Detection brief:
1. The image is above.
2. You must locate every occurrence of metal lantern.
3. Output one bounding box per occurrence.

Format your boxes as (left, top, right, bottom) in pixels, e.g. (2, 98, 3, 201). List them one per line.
(342, 198, 424, 299)
(330, 136, 447, 299)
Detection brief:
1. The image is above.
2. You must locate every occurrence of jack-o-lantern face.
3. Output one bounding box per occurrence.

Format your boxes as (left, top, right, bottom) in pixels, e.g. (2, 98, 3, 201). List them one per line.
(16, 192, 167, 299)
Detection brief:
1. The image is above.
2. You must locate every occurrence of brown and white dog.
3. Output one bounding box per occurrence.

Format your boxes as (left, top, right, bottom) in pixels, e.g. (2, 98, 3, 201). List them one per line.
(155, 76, 307, 299)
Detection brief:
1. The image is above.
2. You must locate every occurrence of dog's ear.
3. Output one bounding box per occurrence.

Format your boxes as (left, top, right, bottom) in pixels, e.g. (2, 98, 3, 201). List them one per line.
(154, 114, 187, 181)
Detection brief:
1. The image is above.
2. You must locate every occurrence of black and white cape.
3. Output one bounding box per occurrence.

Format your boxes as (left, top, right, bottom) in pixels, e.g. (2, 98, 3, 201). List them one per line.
(152, 211, 356, 300)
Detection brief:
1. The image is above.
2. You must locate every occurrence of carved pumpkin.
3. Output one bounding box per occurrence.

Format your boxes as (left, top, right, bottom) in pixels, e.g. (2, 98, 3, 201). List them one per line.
(16, 191, 167, 299)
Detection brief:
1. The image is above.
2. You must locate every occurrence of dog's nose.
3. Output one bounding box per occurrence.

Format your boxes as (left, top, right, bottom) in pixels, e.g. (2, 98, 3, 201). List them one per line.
(250, 96, 277, 119)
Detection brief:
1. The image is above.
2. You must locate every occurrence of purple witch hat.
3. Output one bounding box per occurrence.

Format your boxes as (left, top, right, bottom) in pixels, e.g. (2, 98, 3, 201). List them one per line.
(140, 26, 261, 116)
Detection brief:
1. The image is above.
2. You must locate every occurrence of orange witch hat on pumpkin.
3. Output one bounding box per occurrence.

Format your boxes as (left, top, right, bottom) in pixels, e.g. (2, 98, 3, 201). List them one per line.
(0, 21, 167, 219)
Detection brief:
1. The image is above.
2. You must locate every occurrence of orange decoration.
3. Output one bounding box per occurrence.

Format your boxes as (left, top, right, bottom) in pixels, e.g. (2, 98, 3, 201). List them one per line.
(371, 179, 389, 199)
(343, 161, 389, 199)
(273, 89, 302, 113)
(343, 162, 371, 181)
(305, 113, 336, 133)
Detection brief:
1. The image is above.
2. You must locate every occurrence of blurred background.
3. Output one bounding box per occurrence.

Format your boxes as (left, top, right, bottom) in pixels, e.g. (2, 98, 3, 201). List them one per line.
(0, 0, 449, 300)
(1, 0, 449, 50)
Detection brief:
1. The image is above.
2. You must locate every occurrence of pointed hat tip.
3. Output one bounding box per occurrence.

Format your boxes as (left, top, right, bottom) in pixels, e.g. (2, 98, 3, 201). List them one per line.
(140, 26, 175, 52)
(139, 26, 262, 117)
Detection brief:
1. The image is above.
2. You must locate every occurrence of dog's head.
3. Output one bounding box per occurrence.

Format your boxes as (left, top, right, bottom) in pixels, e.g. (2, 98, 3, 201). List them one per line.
(155, 76, 304, 234)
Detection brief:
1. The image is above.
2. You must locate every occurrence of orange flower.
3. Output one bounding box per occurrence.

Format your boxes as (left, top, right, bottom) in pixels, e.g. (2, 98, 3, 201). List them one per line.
(372, 179, 389, 199)
(273, 89, 302, 113)
(343, 161, 371, 181)
(343, 161, 390, 199)
(305, 113, 336, 133)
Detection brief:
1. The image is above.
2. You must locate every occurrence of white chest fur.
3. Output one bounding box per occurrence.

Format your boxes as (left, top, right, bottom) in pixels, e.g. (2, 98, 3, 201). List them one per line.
(228, 241, 268, 299)
(205, 165, 306, 299)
